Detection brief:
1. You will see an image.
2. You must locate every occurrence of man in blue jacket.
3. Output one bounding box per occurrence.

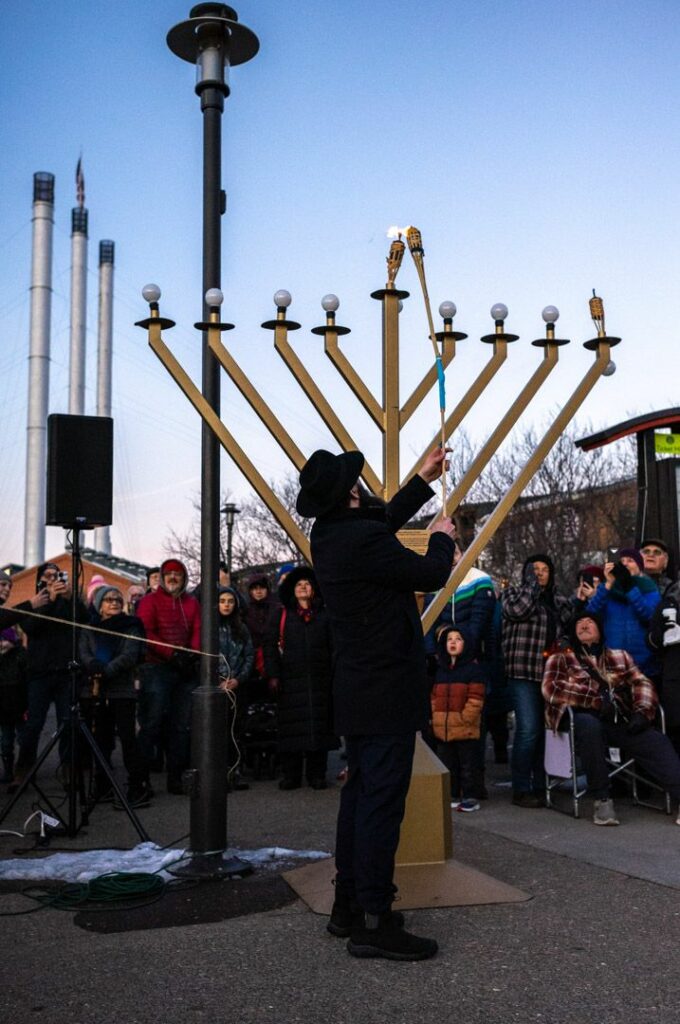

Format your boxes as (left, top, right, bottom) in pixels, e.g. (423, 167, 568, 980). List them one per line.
(297, 447, 454, 961)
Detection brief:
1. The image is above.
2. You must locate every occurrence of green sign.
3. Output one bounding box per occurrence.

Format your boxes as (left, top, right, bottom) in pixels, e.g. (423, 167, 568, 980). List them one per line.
(655, 432, 680, 455)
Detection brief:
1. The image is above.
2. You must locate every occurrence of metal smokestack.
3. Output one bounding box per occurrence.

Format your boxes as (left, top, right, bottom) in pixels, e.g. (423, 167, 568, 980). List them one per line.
(68, 159, 88, 415)
(94, 240, 114, 554)
(24, 172, 55, 568)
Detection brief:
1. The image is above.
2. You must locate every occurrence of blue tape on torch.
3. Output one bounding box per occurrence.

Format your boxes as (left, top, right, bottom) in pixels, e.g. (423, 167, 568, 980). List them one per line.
(436, 356, 446, 409)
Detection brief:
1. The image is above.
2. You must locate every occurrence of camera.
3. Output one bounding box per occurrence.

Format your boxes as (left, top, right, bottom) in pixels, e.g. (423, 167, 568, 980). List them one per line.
(58, 570, 69, 584)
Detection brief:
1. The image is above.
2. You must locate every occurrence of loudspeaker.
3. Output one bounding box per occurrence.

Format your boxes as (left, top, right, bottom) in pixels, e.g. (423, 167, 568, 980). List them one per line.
(46, 414, 113, 528)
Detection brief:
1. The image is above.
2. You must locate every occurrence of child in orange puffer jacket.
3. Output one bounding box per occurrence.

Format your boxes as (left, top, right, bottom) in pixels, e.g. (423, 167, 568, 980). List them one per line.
(430, 625, 486, 812)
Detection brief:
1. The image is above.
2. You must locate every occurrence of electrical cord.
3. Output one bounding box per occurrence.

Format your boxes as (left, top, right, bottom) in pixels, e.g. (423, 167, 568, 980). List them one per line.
(0, 859, 198, 917)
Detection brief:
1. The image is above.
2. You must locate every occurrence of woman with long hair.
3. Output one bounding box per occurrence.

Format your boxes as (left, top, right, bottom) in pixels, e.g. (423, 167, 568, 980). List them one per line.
(217, 586, 254, 789)
(264, 567, 338, 790)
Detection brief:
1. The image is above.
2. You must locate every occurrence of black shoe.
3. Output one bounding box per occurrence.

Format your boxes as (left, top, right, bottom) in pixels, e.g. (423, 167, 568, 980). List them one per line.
(512, 791, 545, 808)
(347, 915, 437, 961)
(167, 775, 184, 795)
(278, 778, 301, 791)
(308, 778, 328, 790)
(328, 902, 405, 938)
(115, 784, 152, 810)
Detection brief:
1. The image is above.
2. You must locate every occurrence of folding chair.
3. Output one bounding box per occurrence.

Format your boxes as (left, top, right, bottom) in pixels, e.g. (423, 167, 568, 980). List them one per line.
(544, 705, 672, 818)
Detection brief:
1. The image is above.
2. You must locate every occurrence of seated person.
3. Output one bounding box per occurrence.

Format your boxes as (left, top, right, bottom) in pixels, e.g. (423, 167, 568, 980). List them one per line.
(542, 612, 680, 827)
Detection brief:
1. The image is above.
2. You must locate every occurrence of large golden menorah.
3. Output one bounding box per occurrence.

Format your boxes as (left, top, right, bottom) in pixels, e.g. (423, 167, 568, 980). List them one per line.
(136, 239, 620, 633)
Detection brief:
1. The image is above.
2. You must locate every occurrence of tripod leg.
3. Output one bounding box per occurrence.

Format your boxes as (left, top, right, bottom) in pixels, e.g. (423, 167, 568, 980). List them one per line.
(79, 718, 151, 843)
(0, 725, 68, 829)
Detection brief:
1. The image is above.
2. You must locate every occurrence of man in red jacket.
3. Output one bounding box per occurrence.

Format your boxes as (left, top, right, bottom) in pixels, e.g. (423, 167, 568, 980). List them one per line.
(137, 558, 201, 794)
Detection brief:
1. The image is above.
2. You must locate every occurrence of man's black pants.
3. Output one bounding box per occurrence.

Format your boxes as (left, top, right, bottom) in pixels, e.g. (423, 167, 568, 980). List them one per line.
(334, 733, 415, 915)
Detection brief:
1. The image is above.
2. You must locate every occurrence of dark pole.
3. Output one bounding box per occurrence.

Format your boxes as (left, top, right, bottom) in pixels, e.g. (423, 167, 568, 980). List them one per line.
(166, 4, 258, 874)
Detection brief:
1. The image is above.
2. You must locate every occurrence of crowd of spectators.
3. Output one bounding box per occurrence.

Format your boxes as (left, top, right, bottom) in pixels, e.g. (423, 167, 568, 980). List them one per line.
(1, 532, 679, 827)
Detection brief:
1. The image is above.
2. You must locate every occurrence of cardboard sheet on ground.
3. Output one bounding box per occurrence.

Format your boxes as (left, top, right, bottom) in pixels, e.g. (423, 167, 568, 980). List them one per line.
(283, 855, 529, 911)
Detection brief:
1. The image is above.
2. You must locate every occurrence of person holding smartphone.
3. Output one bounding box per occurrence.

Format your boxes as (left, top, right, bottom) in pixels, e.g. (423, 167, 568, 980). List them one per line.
(9, 562, 86, 791)
(585, 548, 660, 680)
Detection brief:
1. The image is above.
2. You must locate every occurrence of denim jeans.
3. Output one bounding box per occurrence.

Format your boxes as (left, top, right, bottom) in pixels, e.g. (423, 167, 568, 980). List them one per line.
(509, 677, 545, 794)
(137, 662, 197, 778)
(335, 733, 415, 915)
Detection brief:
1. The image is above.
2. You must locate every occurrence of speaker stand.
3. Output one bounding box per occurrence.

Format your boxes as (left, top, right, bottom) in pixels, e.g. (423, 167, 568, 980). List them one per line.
(0, 525, 151, 843)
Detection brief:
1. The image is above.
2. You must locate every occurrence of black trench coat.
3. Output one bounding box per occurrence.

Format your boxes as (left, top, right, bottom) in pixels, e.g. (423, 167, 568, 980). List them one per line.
(264, 603, 338, 753)
(309, 474, 454, 736)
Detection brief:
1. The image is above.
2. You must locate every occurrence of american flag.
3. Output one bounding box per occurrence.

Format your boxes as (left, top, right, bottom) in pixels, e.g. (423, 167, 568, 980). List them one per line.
(76, 157, 85, 208)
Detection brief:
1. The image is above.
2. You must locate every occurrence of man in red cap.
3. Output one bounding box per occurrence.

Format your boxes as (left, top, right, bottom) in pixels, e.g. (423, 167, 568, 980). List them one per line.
(137, 558, 201, 794)
(297, 446, 455, 961)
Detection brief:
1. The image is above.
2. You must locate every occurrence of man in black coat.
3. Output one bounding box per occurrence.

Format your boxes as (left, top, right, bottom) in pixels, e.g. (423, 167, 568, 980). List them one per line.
(297, 446, 455, 961)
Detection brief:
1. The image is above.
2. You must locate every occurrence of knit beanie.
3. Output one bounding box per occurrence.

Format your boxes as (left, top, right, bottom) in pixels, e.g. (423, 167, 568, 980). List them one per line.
(616, 548, 644, 573)
(94, 587, 123, 615)
(87, 574, 107, 603)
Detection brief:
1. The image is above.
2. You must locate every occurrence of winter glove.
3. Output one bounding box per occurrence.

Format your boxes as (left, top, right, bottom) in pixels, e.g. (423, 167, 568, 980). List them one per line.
(627, 712, 651, 736)
(88, 659, 106, 678)
(611, 562, 634, 593)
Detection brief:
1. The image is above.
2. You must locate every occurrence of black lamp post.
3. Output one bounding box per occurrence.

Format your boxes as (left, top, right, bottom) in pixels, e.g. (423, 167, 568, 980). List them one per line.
(221, 501, 240, 575)
(166, 3, 258, 877)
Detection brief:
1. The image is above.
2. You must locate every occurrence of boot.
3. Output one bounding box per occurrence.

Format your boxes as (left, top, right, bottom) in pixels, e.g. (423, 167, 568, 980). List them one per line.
(328, 888, 404, 938)
(1, 754, 14, 784)
(347, 912, 438, 961)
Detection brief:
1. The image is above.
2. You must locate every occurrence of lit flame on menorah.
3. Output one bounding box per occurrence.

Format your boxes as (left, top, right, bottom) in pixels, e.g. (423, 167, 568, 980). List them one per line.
(137, 228, 620, 632)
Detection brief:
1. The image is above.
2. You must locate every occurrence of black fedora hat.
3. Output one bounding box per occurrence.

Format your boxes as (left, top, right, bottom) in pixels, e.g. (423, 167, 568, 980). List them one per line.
(296, 449, 365, 518)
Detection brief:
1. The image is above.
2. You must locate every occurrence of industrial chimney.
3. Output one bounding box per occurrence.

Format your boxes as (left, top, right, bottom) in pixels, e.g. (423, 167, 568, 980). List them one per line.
(68, 158, 88, 415)
(24, 172, 55, 568)
(94, 240, 115, 554)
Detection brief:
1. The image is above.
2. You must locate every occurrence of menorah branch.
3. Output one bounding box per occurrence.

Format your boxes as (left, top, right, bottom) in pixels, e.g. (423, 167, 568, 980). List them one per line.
(208, 332, 307, 470)
(274, 326, 383, 495)
(148, 326, 311, 562)
(431, 341, 560, 524)
(421, 341, 612, 633)
(324, 332, 383, 427)
(403, 340, 508, 486)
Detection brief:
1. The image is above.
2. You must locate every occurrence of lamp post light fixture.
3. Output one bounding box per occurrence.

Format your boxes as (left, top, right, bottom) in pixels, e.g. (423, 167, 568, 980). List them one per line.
(160, 3, 258, 878)
(221, 501, 240, 575)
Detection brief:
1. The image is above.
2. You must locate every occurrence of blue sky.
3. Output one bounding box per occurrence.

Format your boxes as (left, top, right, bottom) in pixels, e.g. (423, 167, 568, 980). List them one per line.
(1, 0, 679, 570)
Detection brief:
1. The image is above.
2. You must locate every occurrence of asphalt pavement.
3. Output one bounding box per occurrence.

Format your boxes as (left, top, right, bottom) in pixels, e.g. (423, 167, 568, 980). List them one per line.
(1, 735, 679, 1024)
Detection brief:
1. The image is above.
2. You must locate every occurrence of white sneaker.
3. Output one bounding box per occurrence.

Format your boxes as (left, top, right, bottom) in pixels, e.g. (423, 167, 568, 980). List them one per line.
(675, 805, 680, 826)
(593, 798, 619, 826)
